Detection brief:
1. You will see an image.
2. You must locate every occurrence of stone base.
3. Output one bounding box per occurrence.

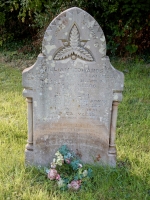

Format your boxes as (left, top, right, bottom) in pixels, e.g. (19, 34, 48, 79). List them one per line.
(25, 149, 34, 166)
(108, 154, 116, 167)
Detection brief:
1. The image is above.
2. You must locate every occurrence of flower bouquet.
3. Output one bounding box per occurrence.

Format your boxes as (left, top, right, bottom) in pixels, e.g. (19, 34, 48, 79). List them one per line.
(45, 145, 92, 191)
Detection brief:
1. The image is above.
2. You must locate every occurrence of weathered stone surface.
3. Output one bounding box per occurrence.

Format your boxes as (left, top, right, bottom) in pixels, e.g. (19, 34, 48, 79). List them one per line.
(22, 7, 124, 167)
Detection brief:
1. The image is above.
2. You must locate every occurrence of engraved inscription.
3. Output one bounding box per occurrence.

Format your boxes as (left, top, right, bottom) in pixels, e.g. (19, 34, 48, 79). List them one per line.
(53, 24, 94, 61)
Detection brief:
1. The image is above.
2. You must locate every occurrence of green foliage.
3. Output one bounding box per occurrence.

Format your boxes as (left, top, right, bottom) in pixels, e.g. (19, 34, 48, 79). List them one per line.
(59, 145, 71, 156)
(0, 12, 5, 26)
(0, 0, 150, 55)
(70, 160, 81, 171)
(86, 0, 150, 55)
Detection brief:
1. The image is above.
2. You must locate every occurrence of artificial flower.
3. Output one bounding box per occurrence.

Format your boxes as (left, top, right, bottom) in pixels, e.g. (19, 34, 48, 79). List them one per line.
(51, 158, 56, 168)
(82, 169, 88, 177)
(78, 163, 82, 168)
(66, 152, 72, 159)
(56, 174, 60, 180)
(57, 178, 65, 188)
(55, 151, 64, 166)
(48, 169, 58, 180)
(65, 158, 70, 164)
(68, 180, 81, 190)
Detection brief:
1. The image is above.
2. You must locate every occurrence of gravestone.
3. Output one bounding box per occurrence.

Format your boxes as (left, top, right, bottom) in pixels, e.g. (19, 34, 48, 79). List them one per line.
(22, 7, 124, 167)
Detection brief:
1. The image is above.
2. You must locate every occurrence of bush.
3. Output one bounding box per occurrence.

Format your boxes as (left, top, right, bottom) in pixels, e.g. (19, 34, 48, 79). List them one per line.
(0, 0, 150, 56)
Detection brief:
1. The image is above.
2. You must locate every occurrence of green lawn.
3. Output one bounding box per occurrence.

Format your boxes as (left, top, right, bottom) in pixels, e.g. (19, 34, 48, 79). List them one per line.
(0, 57, 150, 200)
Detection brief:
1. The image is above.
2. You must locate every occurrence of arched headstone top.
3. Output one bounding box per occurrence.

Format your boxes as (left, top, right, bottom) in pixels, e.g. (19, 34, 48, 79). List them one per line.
(42, 7, 106, 61)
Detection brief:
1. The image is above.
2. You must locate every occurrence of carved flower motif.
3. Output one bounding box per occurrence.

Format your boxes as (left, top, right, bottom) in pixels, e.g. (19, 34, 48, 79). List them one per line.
(53, 24, 94, 61)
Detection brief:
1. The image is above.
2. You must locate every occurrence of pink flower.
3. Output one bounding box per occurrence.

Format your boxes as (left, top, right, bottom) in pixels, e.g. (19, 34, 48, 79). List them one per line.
(68, 180, 81, 190)
(47, 169, 58, 180)
(56, 174, 61, 180)
(65, 159, 70, 164)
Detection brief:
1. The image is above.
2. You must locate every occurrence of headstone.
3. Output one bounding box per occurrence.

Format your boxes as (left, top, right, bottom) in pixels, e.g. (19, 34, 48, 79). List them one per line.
(22, 7, 124, 167)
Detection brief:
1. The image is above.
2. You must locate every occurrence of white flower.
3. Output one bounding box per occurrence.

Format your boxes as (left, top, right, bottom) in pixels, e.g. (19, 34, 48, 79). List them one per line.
(55, 151, 62, 157)
(78, 163, 82, 168)
(57, 178, 65, 188)
(51, 162, 56, 168)
(82, 170, 88, 177)
(51, 158, 56, 168)
(55, 151, 64, 166)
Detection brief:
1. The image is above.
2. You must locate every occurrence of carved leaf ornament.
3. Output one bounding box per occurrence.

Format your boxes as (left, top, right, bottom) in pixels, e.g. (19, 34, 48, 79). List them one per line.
(53, 24, 94, 61)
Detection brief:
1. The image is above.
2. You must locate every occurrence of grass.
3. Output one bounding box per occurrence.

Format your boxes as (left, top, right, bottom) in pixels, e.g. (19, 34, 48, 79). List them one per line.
(0, 54, 150, 199)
